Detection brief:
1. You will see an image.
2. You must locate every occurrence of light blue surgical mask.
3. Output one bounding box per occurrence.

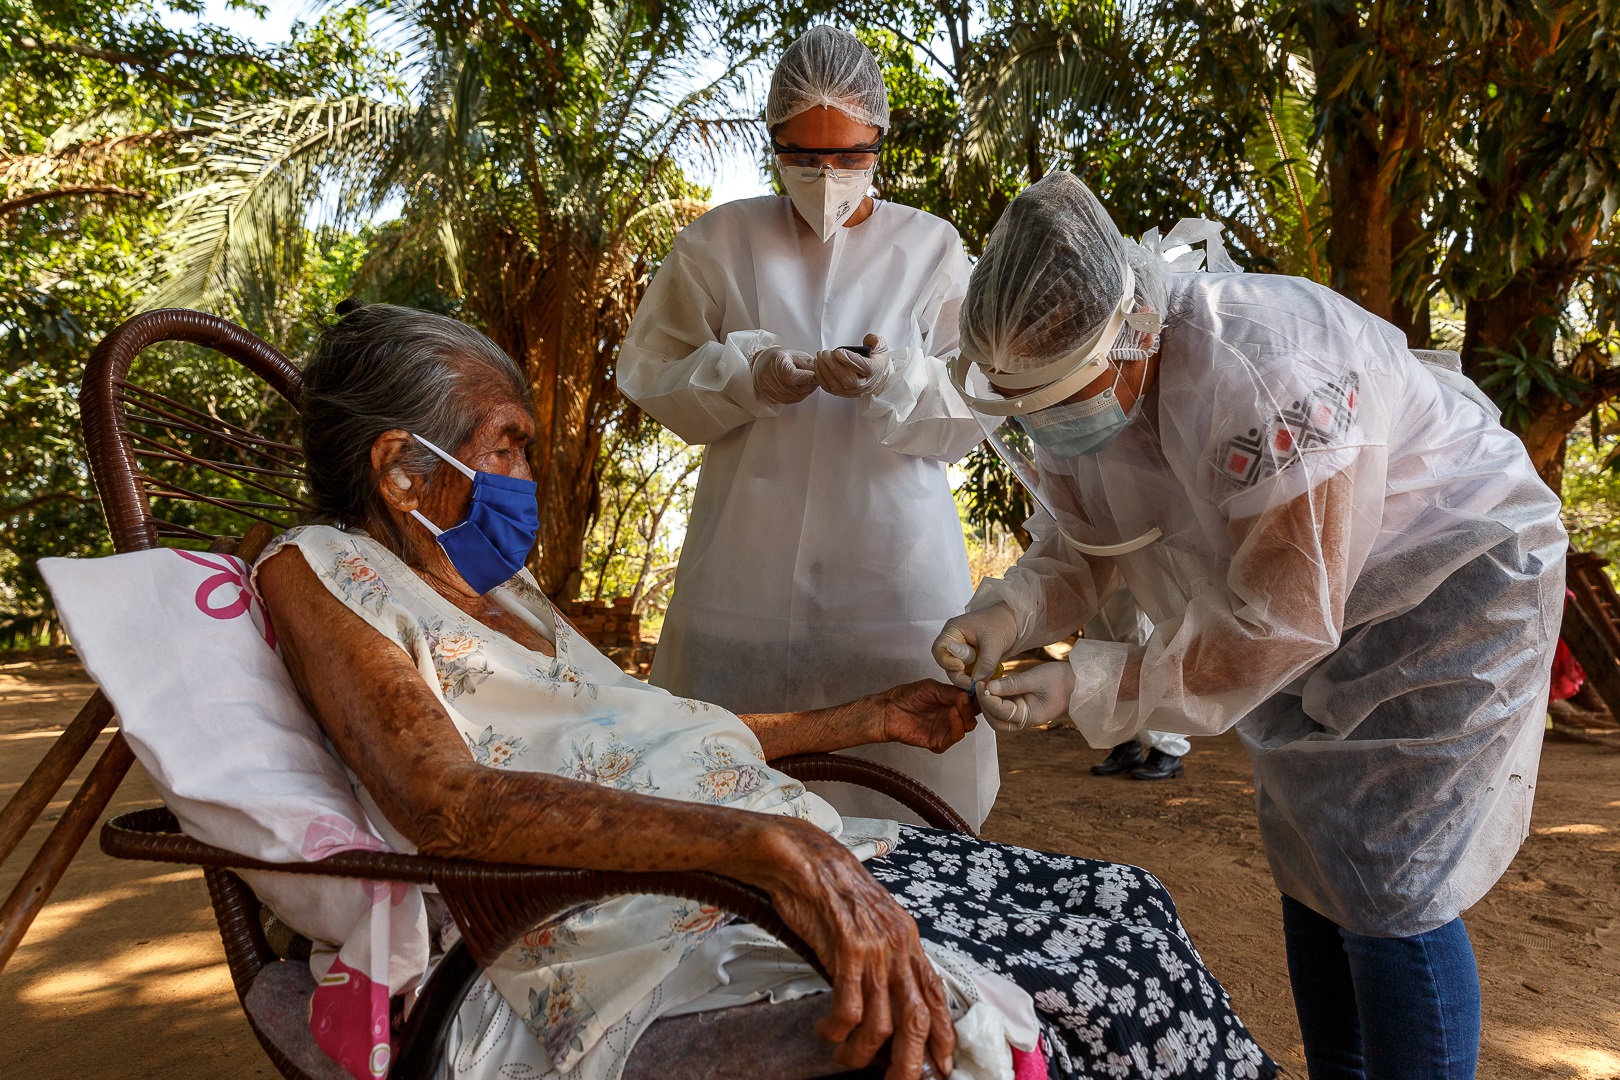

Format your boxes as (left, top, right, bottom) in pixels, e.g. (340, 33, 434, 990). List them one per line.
(1015, 380, 1142, 458)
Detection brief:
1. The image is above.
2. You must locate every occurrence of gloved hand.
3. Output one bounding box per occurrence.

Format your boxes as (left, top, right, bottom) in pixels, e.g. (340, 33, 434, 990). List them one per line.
(752, 345, 819, 405)
(814, 334, 892, 398)
(977, 661, 1076, 732)
(932, 603, 1020, 691)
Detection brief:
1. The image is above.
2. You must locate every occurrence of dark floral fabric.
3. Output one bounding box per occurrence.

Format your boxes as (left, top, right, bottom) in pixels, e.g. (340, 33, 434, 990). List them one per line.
(867, 827, 1277, 1080)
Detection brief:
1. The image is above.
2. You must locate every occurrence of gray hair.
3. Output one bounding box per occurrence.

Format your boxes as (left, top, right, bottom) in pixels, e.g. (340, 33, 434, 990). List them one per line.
(300, 303, 530, 552)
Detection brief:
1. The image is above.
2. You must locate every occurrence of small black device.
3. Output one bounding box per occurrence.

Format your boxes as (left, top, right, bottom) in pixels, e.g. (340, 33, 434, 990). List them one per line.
(838, 344, 873, 357)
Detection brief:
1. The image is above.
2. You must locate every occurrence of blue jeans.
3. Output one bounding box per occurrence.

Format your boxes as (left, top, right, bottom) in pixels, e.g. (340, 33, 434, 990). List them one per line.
(1281, 895, 1481, 1079)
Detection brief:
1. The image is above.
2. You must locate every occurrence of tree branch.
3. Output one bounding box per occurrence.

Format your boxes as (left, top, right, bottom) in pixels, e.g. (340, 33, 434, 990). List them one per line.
(10, 36, 202, 92)
(487, 1, 565, 84)
(878, 21, 957, 84)
(1, 492, 94, 522)
(0, 185, 155, 217)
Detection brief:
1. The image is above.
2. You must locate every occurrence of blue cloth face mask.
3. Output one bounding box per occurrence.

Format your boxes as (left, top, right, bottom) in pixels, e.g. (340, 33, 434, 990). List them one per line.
(1015, 375, 1142, 458)
(408, 433, 540, 594)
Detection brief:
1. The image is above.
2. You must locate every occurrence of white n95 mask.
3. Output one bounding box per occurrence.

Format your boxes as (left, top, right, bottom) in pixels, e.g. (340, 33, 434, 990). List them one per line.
(780, 165, 873, 242)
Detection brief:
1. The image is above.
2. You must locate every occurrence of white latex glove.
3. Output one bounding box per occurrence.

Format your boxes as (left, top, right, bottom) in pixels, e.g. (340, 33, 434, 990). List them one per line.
(932, 603, 1020, 692)
(813, 334, 892, 398)
(978, 662, 1076, 732)
(752, 345, 819, 405)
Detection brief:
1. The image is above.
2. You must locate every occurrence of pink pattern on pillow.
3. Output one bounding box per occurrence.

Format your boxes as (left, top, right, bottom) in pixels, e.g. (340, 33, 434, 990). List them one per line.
(174, 550, 276, 648)
(302, 814, 386, 859)
(302, 815, 409, 906)
(1012, 1043, 1047, 1080)
(311, 956, 393, 1080)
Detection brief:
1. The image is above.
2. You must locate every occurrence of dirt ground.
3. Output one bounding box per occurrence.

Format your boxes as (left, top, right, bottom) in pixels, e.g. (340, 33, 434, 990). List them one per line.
(2, 656, 1618, 1078)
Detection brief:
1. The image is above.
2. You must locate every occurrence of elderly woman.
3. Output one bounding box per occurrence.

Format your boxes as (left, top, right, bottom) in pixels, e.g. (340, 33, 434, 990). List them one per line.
(254, 303, 1276, 1080)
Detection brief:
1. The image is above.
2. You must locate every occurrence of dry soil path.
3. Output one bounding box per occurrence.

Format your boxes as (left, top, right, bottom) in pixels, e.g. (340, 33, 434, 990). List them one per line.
(2, 659, 1616, 1077)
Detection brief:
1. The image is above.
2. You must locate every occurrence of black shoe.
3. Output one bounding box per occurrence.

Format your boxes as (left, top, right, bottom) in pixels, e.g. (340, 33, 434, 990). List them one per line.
(1091, 740, 1146, 776)
(1131, 749, 1185, 780)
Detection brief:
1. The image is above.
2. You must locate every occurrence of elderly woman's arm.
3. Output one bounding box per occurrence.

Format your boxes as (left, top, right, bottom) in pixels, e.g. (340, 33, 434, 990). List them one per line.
(257, 549, 956, 1080)
(739, 681, 975, 761)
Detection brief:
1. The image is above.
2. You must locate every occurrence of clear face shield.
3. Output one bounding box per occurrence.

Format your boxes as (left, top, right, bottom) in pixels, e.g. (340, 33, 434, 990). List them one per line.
(950, 267, 1164, 558)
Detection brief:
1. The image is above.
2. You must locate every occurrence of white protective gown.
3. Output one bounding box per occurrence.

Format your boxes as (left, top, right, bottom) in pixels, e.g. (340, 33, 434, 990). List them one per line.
(971, 271, 1566, 935)
(618, 196, 999, 828)
(1082, 585, 1190, 759)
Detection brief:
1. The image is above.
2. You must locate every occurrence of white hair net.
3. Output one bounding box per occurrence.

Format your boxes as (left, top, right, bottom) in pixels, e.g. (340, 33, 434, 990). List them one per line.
(765, 26, 891, 134)
(961, 173, 1170, 375)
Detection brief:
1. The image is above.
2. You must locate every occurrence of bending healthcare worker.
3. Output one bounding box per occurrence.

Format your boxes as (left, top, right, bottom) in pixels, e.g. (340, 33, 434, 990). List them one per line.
(618, 26, 996, 827)
(933, 172, 1565, 1077)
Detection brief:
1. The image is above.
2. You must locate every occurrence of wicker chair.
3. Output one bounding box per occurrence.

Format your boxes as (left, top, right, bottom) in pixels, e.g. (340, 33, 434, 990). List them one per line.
(0, 310, 975, 1080)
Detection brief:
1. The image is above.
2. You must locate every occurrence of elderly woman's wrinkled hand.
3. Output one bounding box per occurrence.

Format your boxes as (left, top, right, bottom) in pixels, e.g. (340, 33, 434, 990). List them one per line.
(739, 818, 956, 1080)
(861, 679, 977, 754)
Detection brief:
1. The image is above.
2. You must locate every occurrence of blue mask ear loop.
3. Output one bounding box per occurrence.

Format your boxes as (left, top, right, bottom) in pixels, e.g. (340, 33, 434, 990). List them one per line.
(407, 433, 478, 537)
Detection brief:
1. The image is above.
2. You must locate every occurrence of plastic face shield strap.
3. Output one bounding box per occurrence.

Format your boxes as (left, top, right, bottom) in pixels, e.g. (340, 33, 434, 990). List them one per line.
(948, 265, 1161, 416)
(948, 269, 1163, 558)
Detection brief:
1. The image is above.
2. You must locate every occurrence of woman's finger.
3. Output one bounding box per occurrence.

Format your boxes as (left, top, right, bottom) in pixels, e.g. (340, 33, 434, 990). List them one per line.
(915, 953, 956, 1075)
(976, 686, 1017, 725)
(954, 692, 975, 732)
(839, 965, 895, 1069)
(816, 946, 866, 1046)
(883, 963, 933, 1080)
(835, 349, 874, 377)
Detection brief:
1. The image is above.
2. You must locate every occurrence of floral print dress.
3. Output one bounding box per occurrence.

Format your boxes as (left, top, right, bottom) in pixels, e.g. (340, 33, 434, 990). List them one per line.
(260, 526, 899, 1078)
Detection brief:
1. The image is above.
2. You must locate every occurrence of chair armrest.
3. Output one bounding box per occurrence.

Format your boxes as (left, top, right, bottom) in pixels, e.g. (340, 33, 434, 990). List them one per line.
(770, 753, 976, 837)
(100, 807, 823, 974)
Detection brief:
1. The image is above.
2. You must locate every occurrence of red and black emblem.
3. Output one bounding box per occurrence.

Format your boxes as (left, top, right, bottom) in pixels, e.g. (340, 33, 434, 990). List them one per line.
(1215, 373, 1359, 490)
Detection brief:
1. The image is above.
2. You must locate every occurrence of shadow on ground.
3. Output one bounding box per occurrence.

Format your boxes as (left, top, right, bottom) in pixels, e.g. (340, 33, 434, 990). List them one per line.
(3, 658, 1617, 1078)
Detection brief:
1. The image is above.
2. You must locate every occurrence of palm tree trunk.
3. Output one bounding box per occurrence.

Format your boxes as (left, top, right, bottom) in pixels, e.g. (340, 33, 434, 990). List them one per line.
(463, 227, 611, 598)
(1390, 201, 1430, 347)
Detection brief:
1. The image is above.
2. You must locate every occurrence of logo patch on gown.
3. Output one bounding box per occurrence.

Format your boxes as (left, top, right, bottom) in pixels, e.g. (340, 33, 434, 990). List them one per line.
(1214, 373, 1359, 490)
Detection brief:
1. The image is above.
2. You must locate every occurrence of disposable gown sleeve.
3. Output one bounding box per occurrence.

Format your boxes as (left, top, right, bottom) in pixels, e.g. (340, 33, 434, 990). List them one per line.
(966, 499, 1121, 652)
(1064, 363, 1391, 748)
(856, 236, 983, 463)
(616, 241, 788, 445)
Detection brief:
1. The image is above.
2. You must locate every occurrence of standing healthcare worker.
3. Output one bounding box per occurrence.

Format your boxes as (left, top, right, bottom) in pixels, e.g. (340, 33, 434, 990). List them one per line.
(618, 26, 997, 827)
(933, 172, 1566, 1078)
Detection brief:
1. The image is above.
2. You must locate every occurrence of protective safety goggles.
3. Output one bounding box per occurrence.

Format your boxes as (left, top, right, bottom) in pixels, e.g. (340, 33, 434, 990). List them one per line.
(769, 136, 885, 172)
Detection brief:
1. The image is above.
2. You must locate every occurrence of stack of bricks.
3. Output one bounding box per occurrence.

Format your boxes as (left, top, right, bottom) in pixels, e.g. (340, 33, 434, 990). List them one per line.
(561, 597, 645, 673)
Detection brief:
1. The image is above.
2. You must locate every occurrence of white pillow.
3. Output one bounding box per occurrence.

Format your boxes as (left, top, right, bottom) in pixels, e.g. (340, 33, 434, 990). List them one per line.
(39, 547, 422, 950)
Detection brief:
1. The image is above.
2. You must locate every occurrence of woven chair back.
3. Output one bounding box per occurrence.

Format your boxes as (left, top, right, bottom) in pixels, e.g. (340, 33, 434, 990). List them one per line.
(0, 310, 305, 995)
(79, 309, 306, 553)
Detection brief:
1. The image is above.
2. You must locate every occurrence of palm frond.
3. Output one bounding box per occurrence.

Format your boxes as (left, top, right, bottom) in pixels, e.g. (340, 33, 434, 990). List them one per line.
(1, 126, 177, 196)
(138, 95, 409, 312)
(956, 6, 1150, 181)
